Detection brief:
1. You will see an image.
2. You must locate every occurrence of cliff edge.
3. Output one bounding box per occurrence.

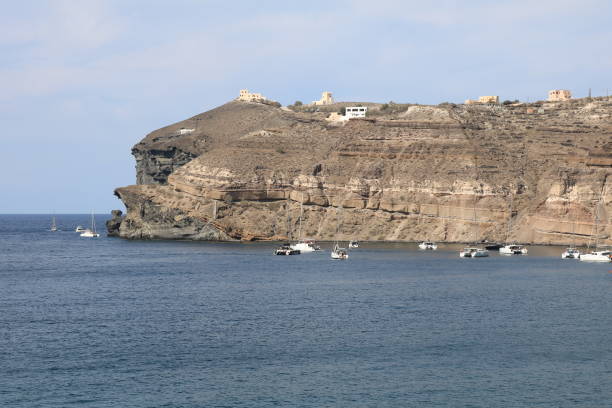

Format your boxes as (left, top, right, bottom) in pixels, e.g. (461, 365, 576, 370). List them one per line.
(111, 99, 612, 245)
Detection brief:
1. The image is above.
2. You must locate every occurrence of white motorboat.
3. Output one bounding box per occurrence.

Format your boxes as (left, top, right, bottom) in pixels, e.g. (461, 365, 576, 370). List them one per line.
(561, 247, 581, 259)
(290, 239, 321, 253)
(75, 225, 86, 232)
(331, 243, 349, 260)
(459, 247, 489, 258)
(499, 244, 528, 255)
(418, 241, 437, 250)
(348, 240, 359, 248)
(275, 244, 300, 255)
(80, 212, 100, 238)
(579, 250, 611, 263)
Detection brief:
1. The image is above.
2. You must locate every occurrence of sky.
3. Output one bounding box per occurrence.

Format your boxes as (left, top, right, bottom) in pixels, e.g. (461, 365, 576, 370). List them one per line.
(1, 0, 611, 213)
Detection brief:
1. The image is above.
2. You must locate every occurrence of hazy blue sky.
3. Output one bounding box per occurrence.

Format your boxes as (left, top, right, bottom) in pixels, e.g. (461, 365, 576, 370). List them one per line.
(1, 0, 611, 213)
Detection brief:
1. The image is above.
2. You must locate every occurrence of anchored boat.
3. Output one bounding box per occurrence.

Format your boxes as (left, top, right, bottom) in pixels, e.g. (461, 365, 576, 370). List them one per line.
(460, 247, 489, 258)
(418, 241, 437, 250)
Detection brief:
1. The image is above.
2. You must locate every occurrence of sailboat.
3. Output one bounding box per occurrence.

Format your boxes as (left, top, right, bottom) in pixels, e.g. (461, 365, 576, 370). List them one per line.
(290, 202, 321, 253)
(331, 206, 349, 260)
(561, 214, 581, 259)
(80, 212, 100, 238)
(580, 185, 611, 262)
(50, 216, 58, 232)
(499, 195, 528, 255)
(459, 191, 489, 258)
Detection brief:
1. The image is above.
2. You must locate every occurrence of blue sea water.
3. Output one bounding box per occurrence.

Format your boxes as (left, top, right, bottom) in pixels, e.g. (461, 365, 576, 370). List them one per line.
(1, 214, 611, 407)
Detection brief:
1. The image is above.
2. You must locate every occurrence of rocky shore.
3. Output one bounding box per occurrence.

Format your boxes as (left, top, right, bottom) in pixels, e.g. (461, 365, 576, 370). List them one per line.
(109, 98, 612, 245)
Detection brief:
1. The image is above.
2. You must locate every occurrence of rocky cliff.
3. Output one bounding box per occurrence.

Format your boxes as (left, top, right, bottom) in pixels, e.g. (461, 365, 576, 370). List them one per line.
(111, 98, 612, 245)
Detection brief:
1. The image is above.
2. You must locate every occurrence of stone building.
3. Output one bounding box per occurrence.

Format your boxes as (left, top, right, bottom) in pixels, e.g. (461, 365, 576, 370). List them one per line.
(238, 89, 267, 102)
(465, 96, 499, 104)
(548, 89, 571, 102)
(312, 91, 334, 106)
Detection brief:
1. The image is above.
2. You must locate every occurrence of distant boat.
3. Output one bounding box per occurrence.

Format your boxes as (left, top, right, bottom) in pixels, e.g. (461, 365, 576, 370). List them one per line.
(80, 212, 100, 238)
(499, 244, 528, 255)
(348, 240, 359, 248)
(460, 247, 489, 258)
(330, 206, 348, 260)
(561, 247, 581, 259)
(331, 243, 349, 260)
(418, 241, 437, 250)
(499, 196, 528, 255)
(580, 185, 610, 262)
(580, 249, 611, 263)
(291, 239, 321, 253)
(459, 193, 488, 258)
(275, 243, 300, 255)
(75, 225, 86, 232)
(290, 202, 321, 253)
(50, 216, 58, 232)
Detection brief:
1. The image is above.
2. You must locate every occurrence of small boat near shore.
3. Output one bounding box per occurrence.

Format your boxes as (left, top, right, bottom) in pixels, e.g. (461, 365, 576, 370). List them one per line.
(80, 212, 100, 238)
(561, 247, 581, 259)
(290, 239, 321, 253)
(418, 241, 437, 250)
(580, 249, 611, 263)
(331, 243, 349, 260)
(275, 244, 300, 255)
(460, 247, 489, 258)
(348, 240, 359, 248)
(499, 244, 528, 255)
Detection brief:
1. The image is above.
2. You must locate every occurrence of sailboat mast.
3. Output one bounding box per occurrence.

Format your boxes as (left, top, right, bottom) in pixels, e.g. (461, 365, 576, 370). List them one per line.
(298, 202, 303, 241)
(506, 193, 513, 243)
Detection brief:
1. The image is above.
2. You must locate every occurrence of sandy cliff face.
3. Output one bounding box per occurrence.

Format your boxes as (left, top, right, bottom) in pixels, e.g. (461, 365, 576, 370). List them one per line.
(112, 99, 612, 245)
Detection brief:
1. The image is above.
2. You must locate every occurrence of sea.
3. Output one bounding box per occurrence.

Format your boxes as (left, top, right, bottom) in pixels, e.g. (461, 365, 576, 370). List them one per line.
(1, 214, 611, 407)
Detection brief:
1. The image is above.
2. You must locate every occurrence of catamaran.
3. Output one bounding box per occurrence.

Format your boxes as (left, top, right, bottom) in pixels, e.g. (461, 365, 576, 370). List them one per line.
(561, 247, 581, 259)
(80, 212, 100, 238)
(459, 193, 488, 258)
(499, 196, 528, 255)
(580, 184, 610, 262)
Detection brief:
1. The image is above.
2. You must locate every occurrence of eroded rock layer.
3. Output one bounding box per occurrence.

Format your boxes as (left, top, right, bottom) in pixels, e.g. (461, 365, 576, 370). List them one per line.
(112, 99, 612, 244)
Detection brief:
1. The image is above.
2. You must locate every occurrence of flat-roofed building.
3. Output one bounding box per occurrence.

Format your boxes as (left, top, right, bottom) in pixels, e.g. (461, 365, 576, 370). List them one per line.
(478, 95, 499, 104)
(238, 89, 267, 102)
(548, 89, 571, 101)
(345, 106, 367, 118)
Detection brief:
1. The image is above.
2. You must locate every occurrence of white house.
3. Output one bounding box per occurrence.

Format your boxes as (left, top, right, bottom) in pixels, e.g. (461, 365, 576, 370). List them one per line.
(345, 106, 367, 119)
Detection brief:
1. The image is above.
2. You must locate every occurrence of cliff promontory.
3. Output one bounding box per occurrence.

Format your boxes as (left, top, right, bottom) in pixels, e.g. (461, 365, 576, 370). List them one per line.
(111, 98, 612, 245)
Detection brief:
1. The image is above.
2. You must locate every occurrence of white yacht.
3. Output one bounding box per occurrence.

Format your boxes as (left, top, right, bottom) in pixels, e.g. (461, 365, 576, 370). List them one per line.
(75, 225, 86, 233)
(579, 250, 611, 263)
(348, 240, 359, 248)
(80, 212, 100, 238)
(275, 243, 300, 256)
(418, 241, 437, 250)
(561, 247, 581, 259)
(331, 243, 349, 260)
(291, 239, 321, 253)
(460, 247, 489, 258)
(499, 244, 528, 255)
(290, 203, 321, 253)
